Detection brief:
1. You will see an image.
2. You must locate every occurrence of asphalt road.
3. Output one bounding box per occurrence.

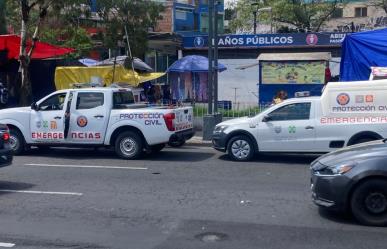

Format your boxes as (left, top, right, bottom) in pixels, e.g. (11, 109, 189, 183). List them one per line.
(0, 146, 386, 249)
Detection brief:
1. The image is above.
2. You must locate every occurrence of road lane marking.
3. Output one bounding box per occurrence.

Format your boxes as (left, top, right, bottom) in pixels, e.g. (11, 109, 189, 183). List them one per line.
(24, 163, 147, 170)
(0, 243, 15, 248)
(0, 190, 83, 196)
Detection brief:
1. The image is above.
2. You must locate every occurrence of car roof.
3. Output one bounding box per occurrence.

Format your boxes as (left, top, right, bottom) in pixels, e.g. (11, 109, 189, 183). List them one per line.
(283, 96, 320, 102)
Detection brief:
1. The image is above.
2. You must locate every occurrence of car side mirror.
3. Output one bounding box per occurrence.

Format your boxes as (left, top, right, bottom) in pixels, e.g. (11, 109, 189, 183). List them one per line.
(262, 115, 272, 122)
(31, 102, 38, 111)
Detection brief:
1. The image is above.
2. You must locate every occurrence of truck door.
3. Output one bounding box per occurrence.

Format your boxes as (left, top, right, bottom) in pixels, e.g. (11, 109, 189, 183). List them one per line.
(67, 91, 109, 144)
(258, 102, 316, 152)
(30, 92, 68, 143)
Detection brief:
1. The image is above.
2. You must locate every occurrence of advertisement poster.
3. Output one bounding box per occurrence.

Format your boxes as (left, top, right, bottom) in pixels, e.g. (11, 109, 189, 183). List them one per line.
(261, 61, 325, 84)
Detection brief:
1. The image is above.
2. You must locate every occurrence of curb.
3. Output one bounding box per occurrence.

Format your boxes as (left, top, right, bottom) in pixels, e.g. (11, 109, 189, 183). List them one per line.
(185, 136, 212, 147)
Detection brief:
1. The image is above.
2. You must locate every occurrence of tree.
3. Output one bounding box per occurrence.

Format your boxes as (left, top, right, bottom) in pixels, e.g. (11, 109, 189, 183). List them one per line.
(5, 0, 90, 105)
(370, 0, 387, 13)
(0, 0, 6, 34)
(18, 0, 51, 106)
(229, 0, 341, 33)
(96, 0, 164, 58)
(272, 0, 340, 32)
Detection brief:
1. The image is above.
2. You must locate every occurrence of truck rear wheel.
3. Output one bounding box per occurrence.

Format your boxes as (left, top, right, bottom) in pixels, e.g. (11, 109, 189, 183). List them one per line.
(115, 131, 143, 160)
(9, 128, 25, 155)
(227, 135, 254, 161)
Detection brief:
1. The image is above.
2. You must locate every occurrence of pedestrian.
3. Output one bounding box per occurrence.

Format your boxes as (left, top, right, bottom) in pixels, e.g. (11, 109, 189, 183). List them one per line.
(272, 90, 287, 105)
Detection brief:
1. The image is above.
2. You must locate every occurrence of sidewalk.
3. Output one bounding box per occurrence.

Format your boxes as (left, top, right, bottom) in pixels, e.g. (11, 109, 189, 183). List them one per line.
(185, 131, 212, 147)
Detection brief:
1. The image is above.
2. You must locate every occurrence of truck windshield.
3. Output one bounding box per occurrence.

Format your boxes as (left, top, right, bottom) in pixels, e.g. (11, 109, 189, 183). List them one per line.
(113, 91, 135, 109)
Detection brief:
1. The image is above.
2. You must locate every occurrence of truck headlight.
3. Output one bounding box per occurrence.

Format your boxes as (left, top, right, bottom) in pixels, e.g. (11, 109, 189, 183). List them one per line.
(214, 125, 228, 134)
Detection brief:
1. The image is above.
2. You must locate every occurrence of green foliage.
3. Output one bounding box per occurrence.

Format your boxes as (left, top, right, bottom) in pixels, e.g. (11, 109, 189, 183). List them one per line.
(193, 105, 262, 118)
(96, 0, 164, 58)
(271, 0, 340, 32)
(370, 0, 387, 13)
(229, 0, 341, 33)
(40, 27, 93, 58)
(0, 0, 6, 34)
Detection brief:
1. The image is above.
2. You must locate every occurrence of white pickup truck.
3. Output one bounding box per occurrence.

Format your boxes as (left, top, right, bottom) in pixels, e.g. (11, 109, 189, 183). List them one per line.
(212, 80, 387, 161)
(0, 88, 194, 159)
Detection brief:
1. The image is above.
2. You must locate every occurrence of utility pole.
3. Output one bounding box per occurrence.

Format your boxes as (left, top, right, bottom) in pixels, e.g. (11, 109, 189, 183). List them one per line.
(253, 11, 257, 34)
(213, 0, 219, 113)
(208, 0, 214, 115)
(203, 0, 222, 140)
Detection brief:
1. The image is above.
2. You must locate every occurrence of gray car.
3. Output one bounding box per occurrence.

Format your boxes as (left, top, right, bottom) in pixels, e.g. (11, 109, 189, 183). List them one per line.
(311, 139, 387, 226)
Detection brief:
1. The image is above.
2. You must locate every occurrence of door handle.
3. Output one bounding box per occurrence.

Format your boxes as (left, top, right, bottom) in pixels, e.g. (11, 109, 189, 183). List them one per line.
(94, 115, 104, 118)
(305, 126, 314, 130)
(54, 116, 62, 120)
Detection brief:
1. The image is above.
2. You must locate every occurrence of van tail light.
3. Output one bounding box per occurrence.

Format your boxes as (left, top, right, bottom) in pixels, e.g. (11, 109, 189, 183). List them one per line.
(163, 113, 175, 131)
(2, 132, 10, 142)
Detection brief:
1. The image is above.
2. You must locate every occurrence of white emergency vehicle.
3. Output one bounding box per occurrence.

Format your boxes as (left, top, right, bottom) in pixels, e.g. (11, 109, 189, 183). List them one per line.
(212, 80, 387, 161)
(0, 88, 194, 159)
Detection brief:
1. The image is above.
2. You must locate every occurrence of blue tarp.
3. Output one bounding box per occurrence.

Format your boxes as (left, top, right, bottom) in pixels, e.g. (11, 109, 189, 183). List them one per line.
(340, 28, 387, 81)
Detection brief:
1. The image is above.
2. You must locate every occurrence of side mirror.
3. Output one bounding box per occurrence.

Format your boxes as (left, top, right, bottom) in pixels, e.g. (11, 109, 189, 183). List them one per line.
(31, 102, 38, 111)
(262, 115, 271, 122)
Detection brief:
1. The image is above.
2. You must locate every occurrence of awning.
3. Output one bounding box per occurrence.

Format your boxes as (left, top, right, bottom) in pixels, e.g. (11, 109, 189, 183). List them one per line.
(54, 65, 165, 90)
(236, 52, 331, 70)
(0, 34, 75, 60)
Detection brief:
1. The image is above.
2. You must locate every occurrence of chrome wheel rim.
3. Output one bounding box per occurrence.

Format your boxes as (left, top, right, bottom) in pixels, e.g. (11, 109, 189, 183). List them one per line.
(231, 140, 251, 159)
(9, 135, 19, 151)
(120, 138, 137, 157)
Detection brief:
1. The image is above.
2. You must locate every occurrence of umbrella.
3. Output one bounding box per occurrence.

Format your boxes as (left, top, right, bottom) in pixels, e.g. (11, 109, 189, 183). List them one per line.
(78, 58, 99, 67)
(96, 56, 154, 72)
(167, 55, 227, 73)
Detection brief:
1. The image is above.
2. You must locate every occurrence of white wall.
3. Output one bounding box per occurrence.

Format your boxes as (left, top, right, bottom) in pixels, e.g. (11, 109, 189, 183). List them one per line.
(218, 59, 259, 106)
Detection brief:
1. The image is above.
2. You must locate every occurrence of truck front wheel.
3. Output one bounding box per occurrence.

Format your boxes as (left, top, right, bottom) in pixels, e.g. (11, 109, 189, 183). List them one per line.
(227, 135, 254, 161)
(115, 131, 143, 160)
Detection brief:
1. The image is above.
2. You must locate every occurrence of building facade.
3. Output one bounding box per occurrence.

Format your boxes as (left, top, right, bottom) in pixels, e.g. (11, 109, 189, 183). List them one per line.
(154, 0, 225, 34)
(324, 0, 387, 32)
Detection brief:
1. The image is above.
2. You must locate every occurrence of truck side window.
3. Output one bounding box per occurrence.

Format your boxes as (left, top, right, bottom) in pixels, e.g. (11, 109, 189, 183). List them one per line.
(76, 92, 104, 110)
(39, 93, 67, 111)
(268, 103, 311, 121)
(113, 91, 135, 109)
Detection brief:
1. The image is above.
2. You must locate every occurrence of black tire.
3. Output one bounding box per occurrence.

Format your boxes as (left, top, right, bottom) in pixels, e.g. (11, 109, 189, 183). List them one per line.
(168, 139, 186, 147)
(353, 137, 377, 145)
(227, 135, 254, 161)
(9, 128, 25, 155)
(351, 179, 387, 226)
(150, 143, 165, 153)
(114, 131, 143, 160)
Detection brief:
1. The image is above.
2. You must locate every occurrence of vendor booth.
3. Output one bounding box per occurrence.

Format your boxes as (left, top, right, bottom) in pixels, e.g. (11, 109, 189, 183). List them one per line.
(257, 52, 331, 104)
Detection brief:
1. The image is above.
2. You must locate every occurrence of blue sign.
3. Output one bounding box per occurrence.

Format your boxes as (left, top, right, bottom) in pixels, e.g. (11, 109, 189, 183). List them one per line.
(183, 33, 348, 49)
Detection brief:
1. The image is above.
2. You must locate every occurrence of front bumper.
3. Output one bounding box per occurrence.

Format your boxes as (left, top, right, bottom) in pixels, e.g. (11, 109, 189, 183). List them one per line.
(169, 128, 195, 143)
(0, 146, 13, 168)
(310, 170, 351, 212)
(212, 132, 227, 152)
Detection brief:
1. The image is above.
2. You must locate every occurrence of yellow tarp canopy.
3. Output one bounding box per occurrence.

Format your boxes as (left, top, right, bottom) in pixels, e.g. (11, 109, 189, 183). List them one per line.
(54, 65, 165, 90)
